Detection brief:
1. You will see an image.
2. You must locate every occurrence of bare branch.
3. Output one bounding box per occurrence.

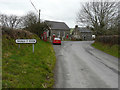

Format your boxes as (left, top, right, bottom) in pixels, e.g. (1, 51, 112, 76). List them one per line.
(76, 1, 119, 35)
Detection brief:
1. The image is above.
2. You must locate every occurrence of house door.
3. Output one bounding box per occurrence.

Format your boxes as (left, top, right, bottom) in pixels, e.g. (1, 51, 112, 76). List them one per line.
(43, 32, 47, 41)
(84, 37, 86, 40)
(66, 34, 68, 39)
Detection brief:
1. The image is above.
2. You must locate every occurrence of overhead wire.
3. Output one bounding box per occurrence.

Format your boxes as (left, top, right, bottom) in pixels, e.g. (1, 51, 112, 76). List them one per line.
(29, 0, 38, 13)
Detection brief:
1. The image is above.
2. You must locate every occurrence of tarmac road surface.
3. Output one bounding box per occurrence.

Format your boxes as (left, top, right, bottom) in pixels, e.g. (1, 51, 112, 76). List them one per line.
(53, 41, 119, 88)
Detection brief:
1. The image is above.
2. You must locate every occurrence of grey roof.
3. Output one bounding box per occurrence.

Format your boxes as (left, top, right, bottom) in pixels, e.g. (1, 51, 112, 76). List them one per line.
(76, 27, 92, 33)
(45, 20, 70, 30)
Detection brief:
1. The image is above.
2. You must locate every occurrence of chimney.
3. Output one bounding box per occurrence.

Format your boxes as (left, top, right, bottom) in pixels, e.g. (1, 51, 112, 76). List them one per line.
(75, 25, 78, 28)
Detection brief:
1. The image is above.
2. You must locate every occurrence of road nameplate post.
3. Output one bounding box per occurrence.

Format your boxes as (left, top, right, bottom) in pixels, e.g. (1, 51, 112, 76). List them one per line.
(33, 44, 34, 53)
(16, 39, 37, 53)
(18, 44, 20, 49)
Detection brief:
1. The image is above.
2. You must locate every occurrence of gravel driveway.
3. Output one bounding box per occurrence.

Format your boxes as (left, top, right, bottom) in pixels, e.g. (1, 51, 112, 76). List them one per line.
(53, 41, 119, 88)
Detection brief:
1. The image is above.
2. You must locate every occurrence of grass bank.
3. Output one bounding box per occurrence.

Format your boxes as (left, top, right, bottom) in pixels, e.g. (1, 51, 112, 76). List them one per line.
(92, 42, 119, 58)
(2, 30, 56, 88)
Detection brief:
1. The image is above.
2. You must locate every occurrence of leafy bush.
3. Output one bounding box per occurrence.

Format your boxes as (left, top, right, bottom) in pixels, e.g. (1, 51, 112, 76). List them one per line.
(2, 27, 35, 39)
(25, 22, 48, 38)
(96, 35, 120, 45)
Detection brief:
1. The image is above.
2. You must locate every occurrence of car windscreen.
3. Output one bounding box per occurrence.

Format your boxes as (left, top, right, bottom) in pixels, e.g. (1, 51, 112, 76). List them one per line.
(54, 38, 60, 40)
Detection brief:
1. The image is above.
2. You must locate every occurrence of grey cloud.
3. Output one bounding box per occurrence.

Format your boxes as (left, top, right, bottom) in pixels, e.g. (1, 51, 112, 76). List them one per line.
(0, 0, 88, 28)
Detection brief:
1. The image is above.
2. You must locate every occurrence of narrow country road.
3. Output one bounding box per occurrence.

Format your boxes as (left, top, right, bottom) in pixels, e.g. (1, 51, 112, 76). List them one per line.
(53, 41, 119, 88)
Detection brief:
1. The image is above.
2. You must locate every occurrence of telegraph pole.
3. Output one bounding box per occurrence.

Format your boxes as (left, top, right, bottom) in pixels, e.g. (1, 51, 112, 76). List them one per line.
(39, 9, 41, 23)
(30, 0, 41, 23)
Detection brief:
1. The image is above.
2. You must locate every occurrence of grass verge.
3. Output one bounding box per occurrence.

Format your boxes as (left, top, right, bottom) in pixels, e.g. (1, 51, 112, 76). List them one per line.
(92, 42, 119, 58)
(2, 31, 56, 88)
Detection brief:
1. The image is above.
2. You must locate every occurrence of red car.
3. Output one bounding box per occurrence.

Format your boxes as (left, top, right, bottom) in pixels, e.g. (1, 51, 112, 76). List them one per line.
(53, 38, 61, 45)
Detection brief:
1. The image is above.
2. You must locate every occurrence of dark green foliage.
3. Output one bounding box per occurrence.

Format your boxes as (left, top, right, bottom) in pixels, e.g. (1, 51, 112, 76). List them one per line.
(22, 12, 49, 38)
(25, 22, 48, 38)
(2, 28, 35, 39)
(104, 28, 119, 35)
(71, 38, 82, 41)
(96, 35, 120, 45)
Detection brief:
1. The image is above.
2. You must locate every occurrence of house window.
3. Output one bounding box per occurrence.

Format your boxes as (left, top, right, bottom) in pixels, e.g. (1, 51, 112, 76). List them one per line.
(59, 32, 60, 37)
(49, 30, 50, 36)
(47, 30, 49, 37)
(53, 33, 55, 36)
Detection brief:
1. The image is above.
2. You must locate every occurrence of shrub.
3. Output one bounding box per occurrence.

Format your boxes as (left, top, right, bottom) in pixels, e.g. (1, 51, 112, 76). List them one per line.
(96, 35, 120, 45)
(2, 27, 35, 39)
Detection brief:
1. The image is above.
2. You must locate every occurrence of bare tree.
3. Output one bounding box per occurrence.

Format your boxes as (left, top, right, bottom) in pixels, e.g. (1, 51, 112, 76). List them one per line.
(0, 14, 22, 29)
(8, 15, 22, 29)
(21, 11, 48, 37)
(76, 1, 119, 35)
(22, 12, 38, 28)
(0, 14, 9, 27)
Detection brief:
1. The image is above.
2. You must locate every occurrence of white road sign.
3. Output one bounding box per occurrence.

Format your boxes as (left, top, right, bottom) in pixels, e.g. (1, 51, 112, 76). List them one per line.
(16, 39, 37, 53)
(16, 39, 36, 44)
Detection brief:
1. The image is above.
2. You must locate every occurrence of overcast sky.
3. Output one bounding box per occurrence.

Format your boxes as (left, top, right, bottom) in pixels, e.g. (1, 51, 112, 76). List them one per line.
(0, 0, 118, 28)
(0, 0, 93, 28)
